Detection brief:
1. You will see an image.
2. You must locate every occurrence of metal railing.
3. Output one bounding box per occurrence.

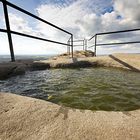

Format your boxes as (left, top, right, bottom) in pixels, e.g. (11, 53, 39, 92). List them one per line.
(0, 0, 73, 61)
(67, 39, 87, 54)
(88, 28, 140, 56)
(73, 39, 87, 50)
(1, 0, 140, 60)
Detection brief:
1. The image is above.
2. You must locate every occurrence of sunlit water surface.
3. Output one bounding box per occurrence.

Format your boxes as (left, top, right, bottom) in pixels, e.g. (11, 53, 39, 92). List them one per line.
(0, 68, 140, 111)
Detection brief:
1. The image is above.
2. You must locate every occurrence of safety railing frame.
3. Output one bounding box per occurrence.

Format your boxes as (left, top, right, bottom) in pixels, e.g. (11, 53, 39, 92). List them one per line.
(0, 0, 74, 61)
(73, 39, 87, 51)
(88, 28, 140, 57)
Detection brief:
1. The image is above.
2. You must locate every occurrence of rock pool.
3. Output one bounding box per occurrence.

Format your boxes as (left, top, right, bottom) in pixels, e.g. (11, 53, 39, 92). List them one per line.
(0, 67, 140, 111)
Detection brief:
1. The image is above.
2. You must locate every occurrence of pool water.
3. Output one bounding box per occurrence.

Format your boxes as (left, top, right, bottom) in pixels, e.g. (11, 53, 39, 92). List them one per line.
(0, 68, 140, 111)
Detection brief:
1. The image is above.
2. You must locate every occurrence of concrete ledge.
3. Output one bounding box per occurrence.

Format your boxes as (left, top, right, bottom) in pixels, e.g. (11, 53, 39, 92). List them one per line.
(0, 53, 140, 80)
(0, 92, 140, 140)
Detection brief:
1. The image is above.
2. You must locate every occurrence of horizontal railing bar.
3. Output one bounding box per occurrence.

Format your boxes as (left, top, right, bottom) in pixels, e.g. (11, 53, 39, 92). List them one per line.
(0, 28, 70, 46)
(4, 0, 72, 35)
(0, 28, 7, 33)
(10, 30, 71, 46)
(73, 45, 83, 47)
(97, 41, 140, 46)
(88, 45, 94, 48)
(88, 34, 96, 41)
(88, 41, 140, 47)
(73, 40, 84, 42)
(97, 29, 140, 36)
(89, 28, 140, 41)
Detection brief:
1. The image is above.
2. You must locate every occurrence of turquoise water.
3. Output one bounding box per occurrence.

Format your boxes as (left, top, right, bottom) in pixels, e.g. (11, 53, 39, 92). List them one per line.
(0, 68, 140, 111)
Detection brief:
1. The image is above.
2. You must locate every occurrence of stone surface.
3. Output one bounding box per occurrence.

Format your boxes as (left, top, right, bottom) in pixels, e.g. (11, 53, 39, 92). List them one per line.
(0, 53, 140, 80)
(40, 53, 140, 71)
(30, 62, 50, 71)
(0, 93, 140, 140)
(58, 50, 95, 58)
(0, 62, 26, 80)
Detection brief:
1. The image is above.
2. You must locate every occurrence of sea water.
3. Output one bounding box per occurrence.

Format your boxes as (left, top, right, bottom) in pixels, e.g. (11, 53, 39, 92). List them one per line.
(0, 67, 140, 111)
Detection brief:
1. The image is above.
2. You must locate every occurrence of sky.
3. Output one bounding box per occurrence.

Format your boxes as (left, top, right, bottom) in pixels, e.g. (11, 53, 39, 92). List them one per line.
(0, 0, 140, 55)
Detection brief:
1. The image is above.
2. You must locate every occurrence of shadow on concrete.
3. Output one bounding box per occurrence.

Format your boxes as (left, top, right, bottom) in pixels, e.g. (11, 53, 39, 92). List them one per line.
(109, 55, 140, 72)
(54, 106, 86, 120)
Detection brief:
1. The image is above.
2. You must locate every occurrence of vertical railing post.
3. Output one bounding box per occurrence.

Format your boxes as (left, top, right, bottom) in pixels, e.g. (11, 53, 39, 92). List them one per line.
(86, 39, 87, 51)
(67, 40, 69, 54)
(67, 40, 70, 55)
(69, 43, 70, 55)
(2, 0, 15, 62)
(94, 34, 97, 57)
(83, 40, 84, 51)
(71, 34, 73, 58)
(84, 39, 87, 51)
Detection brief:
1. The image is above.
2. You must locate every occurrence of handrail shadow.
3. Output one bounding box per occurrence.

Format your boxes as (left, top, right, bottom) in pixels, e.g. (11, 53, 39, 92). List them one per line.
(109, 55, 140, 72)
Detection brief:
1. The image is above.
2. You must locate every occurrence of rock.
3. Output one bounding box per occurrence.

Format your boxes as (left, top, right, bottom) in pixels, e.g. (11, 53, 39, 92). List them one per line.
(11, 65, 26, 76)
(58, 50, 95, 58)
(0, 53, 140, 80)
(55, 61, 96, 68)
(30, 62, 50, 71)
(52, 57, 57, 60)
(0, 92, 140, 140)
(0, 63, 26, 80)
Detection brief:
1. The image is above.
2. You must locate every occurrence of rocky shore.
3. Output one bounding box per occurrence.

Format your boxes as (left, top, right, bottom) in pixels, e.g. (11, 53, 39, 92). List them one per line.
(0, 93, 140, 140)
(0, 52, 140, 139)
(0, 52, 140, 80)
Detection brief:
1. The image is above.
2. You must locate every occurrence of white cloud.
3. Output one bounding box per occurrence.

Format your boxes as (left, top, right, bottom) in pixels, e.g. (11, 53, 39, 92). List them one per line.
(8, 13, 45, 37)
(0, 34, 10, 55)
(0, 0, 140, 55)
(0, 13, 68, 55)
(114, 0, 140, 24)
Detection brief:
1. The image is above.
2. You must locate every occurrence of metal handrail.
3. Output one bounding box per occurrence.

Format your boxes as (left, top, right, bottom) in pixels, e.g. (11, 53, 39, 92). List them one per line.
(91, 41, 140, 46)
(73, 39, 86, 50)
(88, 28, 140, 56)
(1, 0, 140, 60)
(89, 28, 140, 41)
(0, 0, 73, 61)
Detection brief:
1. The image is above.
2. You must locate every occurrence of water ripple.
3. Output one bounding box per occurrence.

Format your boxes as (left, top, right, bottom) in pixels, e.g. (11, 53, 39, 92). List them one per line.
(0, 68, 140, 111)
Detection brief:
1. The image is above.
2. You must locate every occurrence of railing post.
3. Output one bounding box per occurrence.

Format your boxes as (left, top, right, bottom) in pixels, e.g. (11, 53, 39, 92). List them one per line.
(83, 40, 85, 51)
(95, 34, 97, 57)
(67, 41, 68, 54)
(67, 40, 70, 55)
(84, 39, 87, 51)
(71, 34, 73, 58)
(69, 44, 70, 55)
(2, 0, 15, 62)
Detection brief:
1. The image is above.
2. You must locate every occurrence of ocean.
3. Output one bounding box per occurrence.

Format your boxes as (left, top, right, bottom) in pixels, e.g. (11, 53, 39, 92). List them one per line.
(0, 55, 55, 62)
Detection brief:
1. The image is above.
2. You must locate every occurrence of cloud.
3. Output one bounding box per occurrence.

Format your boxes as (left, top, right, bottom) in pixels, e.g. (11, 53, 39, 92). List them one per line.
(0, 13, 68, 55)
(114, 0, 140, 24)
(36, 0, 140, 37)
(8, 13, 45, 37)
(0, 4, 6, 29)
(36, 0, 114, 38)
(0, 0, 140, 55)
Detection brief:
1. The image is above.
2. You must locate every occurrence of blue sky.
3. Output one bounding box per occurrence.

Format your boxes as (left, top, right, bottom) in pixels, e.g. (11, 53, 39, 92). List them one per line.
(8, 0, 114, 16)
(8, 0, 40, 13)
(0, 0, 140, 55)
(8, 0, 80, 13)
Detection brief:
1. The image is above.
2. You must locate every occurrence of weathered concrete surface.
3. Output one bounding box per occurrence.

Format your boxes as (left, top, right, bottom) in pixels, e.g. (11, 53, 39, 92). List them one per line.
(0, 93, 140, 140)
(41, 53, 140, 71)
(0, 53, 140, 80)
